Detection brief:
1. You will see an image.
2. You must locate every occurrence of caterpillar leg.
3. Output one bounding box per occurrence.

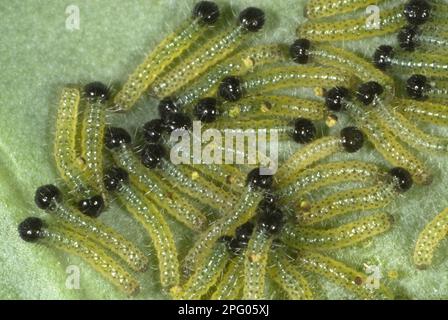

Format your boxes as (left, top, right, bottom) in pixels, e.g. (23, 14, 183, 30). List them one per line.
(104, 168, 180, 289)
(281, 212, 393, 250)
(297, 250, 393, 299)
(172, 241, 229, 300)
(243, 228, 272, 300)
(267, 251, 313, 300)
(413, 207, 448, 269)
(18, 217, 140, 296)
(113, 1, 221, 111)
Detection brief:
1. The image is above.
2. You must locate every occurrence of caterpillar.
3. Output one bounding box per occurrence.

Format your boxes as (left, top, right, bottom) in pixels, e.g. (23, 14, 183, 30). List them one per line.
(297, 4, 406, 42)
(305, 0, 388, 20)
(217, 66, 356, 102)
(276, 161, 383, 200)
(398, 24, 448, 51)
(374, 45, 448, 78)
(183, 168, 270, 274)
(371, 94, 448, 153)
(34, 184, 148, 272)
(289, 39, 395, 91)
(406, 74, 448, 102)
(210, 254, 244, 300)
(394, 98, 448, 126)
(242, 227, 272, 300)
(80, 82, 109, 200)
(150, 7, 266, 99)
(54, 87, 105, 217)
(413, 207, 448, 269)
(297, 250, 393, 299)
(140, 144, 237, 211)
(297, 167, 412, 225)
(267, 251, 313, 300)
(104, 167, 180, 289)
(176, 44, 289, 106)
(105, 127, 207, 230)
(326, 86, 433, 185)
(113, 1, 221, 111)
(299, 0, 445, 42)
(281, 212, 393, 250)
(275, 126, 365, 187)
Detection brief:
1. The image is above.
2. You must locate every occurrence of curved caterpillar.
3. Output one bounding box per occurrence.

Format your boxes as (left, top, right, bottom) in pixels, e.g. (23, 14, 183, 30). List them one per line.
(150, 7, 266, 99)
(113, 1, 222, 111)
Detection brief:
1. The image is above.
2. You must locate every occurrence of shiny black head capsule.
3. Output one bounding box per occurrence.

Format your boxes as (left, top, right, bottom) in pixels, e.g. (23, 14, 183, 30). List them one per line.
(34, 184, 61, 211)
(103, 167, 129, 192)
(140, 143, 165, 169)
(84, 82, 110, 102)
(142, 119, 164, 143)
(247, 168, 273, 190)
(238, 7, 265, 32)
(18, 217, 44, 242)
(389, 167, 413, 192)
(290, 38, 311, 64)
(192, 1, 220, 25)
(398, 25, 419, 51)
(77, 195, 105, 218)
(259, 207, 284, 235)
(105, 127, 131, 149)
(163, 112, 192, 133)
(158, 98, 179, 120)
(356, 81, 384, 105)
(340, 126, 364, 153)
(218, 76, 243, 102)
(325, 87, 349, 112)
(403, 0, 431, 26)
(373, 45, 394, 70)
(194, 97, 219, 123)
(292, 118, 316, 144)
(406, 74, 428, 100)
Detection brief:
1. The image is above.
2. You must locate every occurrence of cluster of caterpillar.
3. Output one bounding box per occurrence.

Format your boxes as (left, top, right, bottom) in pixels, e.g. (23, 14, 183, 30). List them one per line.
(17, 0, 448, 299)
